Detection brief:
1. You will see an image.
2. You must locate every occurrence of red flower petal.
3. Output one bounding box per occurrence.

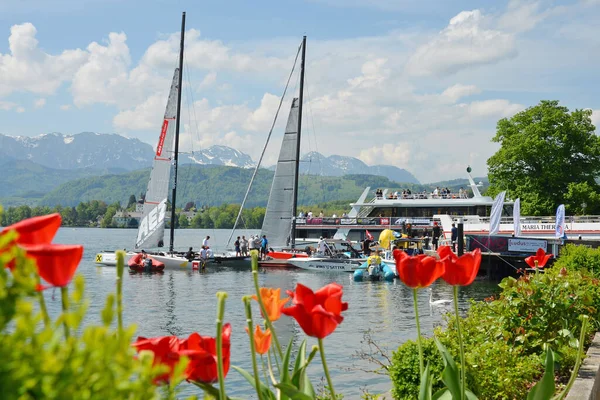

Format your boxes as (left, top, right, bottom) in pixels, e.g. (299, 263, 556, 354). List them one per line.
(22, 244, 83, 287)
(396, 254, 444, 288)
(440, 248, 482, 286)
(2, 213, 61, 245)
(524, 248, 553, 269)
(282, 283, 347, 338)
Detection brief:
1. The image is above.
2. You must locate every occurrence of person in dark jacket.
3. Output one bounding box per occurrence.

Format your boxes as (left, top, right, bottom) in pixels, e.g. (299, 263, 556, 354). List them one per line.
(432, 222, 441, 250)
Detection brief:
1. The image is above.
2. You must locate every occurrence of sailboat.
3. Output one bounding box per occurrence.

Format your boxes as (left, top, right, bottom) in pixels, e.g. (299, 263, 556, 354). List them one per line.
(95, 12, 209, 270)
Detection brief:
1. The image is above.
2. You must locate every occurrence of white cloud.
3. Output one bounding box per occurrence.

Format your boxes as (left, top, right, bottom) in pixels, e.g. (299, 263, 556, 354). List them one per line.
(441, 84, 481, 103)
(591, 109, 600, 127)
(59, 104, 71, 111)
(460, 99, 524, 119)
(358, 143, 412, 167)
(405, 10, 517, 76)
(199, 72, 217, 89)
(113, 94, 165, 130)
(34, 98, 46, 108)
(0, 23, 88, 97)
(0, 100, 16, 111)
(16, 106, 25, 113)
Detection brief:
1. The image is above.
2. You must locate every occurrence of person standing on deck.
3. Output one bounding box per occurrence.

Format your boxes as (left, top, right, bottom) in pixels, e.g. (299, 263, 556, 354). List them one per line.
(451, 223, 458, 252)
(260, 235, 268, 260)
(241, 236, 249, 256)
(249, 235, 256, 255)
(202, 236, 210, 249)
(318, 236, 327, 255)
(432, 222, 441, 250)
(234, 236, 241, 257)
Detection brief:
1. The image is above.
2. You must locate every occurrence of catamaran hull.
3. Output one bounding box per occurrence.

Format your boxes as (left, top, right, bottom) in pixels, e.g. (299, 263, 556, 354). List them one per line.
(285, 258, 364, 272)
(95, 251, 137, 267)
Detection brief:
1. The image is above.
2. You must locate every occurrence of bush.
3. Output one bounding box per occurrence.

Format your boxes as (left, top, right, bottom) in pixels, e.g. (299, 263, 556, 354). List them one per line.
(554, 243, 600, 276)
(388, 337, 444, 399)
(389, 263, 600, 399)
(0, 245, 176, 399)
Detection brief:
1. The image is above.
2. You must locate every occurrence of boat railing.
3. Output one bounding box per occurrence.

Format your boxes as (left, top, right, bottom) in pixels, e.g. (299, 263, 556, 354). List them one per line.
(372, 192, 470, 201)
(461, 215, 600, 225)
(295, 216, 432, 226)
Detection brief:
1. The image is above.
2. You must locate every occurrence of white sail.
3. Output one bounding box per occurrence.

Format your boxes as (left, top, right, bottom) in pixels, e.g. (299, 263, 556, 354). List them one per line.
(489, 191, 506, 235)
(513, 198, 521, 237)
(260, 98, 299, 248)
(135, 69, 180, 249)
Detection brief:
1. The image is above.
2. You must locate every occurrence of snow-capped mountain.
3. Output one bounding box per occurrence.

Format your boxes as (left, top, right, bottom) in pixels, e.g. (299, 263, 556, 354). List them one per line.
(185, 145, 254, 169)
(0, 132, 256, 171)
(299, 151, 420, 184)
(0, 132, 154, 170)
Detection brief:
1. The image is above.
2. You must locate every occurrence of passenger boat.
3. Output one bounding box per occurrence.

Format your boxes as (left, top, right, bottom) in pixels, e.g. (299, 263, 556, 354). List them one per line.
(293, 167, 600, 241)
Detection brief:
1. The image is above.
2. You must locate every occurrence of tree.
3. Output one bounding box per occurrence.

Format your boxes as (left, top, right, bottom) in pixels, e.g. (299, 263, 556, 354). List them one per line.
(178, 214, 189, 228)
(487, 100, 600, 215)
(127, 195, 137, 209)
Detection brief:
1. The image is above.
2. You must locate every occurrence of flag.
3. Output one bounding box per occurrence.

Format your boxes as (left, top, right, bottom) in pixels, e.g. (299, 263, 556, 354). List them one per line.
(513, 198, 521, 237)
(489, 191, 506, 235)
(555, 204, 566, 239)
(365, 230, 374, 241)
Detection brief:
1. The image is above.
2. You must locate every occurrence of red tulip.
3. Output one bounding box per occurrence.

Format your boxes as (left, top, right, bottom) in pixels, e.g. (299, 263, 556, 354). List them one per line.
(439, 248, 482, 286)
(23, 244, 83, 287)
(437, 246, 457, 262)
(1, 213, 62, 245)
(394, 249, 444, 288)
(179, 323, 232, 384)
(282, 283, 348, 339)
(1, 213, 62, 270)
(525, 248, 553, 269)
(132, 335, 183, 383)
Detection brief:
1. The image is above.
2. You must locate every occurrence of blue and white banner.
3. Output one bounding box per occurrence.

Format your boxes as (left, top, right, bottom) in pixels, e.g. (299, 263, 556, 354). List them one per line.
(555, 204, 566, 239)
(513, 198, 521, 237)
(489, 191, 506, 235)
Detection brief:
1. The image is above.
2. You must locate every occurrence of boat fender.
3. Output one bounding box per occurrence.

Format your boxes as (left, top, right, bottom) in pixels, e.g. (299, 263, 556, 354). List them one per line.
(353, 269, 365, 282)
(384, 271, 395, 282)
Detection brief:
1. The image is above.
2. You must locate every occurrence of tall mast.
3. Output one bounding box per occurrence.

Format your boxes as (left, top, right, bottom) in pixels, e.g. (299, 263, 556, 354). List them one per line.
(291, 36, 306, 248)
(169, 11, 186, 253)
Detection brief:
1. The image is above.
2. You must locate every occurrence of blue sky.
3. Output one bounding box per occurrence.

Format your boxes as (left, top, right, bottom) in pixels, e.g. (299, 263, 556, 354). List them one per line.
(1, 0, 599, 183)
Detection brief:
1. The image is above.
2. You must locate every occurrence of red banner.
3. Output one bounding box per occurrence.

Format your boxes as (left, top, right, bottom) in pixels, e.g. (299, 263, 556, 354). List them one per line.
(156, 119, 169, 156)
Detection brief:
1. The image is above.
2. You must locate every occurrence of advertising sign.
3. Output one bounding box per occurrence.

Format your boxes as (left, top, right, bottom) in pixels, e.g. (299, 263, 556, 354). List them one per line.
(508, 238, 547, 253)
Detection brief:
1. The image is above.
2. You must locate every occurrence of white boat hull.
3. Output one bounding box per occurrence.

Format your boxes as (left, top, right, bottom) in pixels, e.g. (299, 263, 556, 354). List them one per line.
(285, 257, 396, 273)
(95, 251, 136, 267)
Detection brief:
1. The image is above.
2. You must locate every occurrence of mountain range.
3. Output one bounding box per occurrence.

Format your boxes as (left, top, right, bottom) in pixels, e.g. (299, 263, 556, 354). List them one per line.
(0, 132, 418, 183)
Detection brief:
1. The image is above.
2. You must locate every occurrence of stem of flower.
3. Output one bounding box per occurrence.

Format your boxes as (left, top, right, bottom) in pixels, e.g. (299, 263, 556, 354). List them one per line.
(535, 259, 538, 273)
(60, 286, 70, 339)
(35, 275, 50, 327)
(251, 251, 283, 360)
(318, 338, 336, 399)
(266, 349, 278, 386)
(116, 250, 124, 336)
(453, 285, 465, 400)
(413, 288, 424, 377)
(558, 315, 589, 400)
(215, 292, 228, 400)
(243, 296, 264, 400)
(261, 355, 270, 389)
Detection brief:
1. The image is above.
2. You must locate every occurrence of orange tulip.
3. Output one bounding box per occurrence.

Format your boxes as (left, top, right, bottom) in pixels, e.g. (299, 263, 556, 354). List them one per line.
(245, 325, 272, 355)
(252, 287, 289, 321)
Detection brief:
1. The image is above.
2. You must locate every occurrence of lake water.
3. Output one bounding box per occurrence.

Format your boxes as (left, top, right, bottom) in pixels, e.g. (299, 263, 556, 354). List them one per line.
(44, 228, 499, 398)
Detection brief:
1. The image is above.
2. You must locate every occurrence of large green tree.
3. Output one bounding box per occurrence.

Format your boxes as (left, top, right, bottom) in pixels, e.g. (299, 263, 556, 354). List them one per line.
(487, 100, 600, 215)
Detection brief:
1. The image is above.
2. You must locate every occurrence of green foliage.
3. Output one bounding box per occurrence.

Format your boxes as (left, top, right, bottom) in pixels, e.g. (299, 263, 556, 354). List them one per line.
(553, 243, 600, 276)
(389, 337, 445, 399)
(487, 100, 600, 215)
(390, 259, 600, 399)
(0, 248, 180, 399)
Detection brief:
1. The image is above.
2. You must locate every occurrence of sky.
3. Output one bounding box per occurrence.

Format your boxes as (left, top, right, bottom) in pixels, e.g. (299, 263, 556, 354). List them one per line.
(1, 0, 599, 183)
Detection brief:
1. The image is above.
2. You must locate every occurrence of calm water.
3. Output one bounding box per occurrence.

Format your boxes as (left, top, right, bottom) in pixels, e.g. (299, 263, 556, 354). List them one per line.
(44, 228, 499, 398)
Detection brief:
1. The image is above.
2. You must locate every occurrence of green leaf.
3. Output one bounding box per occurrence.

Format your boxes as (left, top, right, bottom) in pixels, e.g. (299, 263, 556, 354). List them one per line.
(434, 336, 462, 400)
(274, 382, 314, 400)
(232, 365, 276, 400)
(527, 348, 555, 400)
(281, 336, 294, 383)
(419, 362, 433, 400)
(432, 388, 452, 400)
